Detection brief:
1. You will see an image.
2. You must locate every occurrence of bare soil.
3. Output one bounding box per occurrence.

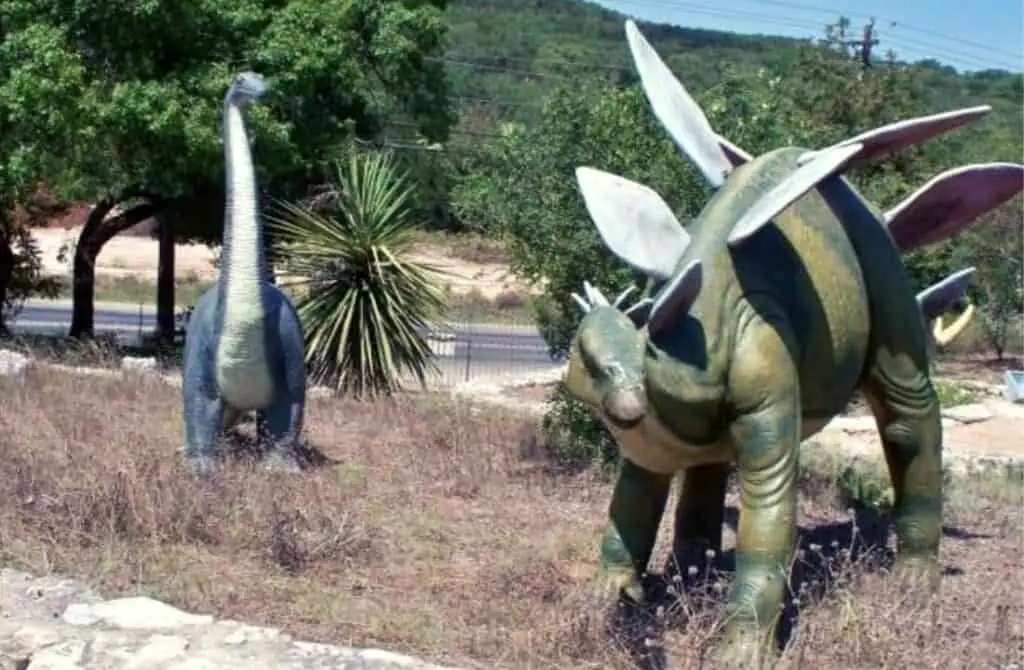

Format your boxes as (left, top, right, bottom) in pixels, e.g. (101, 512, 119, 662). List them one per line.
(28, 227, 531, 300)
(0, 368, 1020, 669)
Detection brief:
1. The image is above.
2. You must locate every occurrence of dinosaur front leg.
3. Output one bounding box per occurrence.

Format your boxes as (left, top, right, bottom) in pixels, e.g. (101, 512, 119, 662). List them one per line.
(714, 325, 801, 668)
(258, 309, 307, 474)
(672, 463, 730, 578)
(598, 458, 673, 604)
(183, 371, 225, 476)
(259, 391, 304, 473)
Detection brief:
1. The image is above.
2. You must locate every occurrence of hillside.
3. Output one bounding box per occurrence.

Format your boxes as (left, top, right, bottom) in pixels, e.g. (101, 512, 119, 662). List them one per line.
(441, 0, 1022, 150)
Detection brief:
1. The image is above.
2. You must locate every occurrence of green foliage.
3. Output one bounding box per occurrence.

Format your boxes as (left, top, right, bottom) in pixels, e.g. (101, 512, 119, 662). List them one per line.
(452, 13, 1022, 468)
(838, 465, 894, 514)
(0, 0, 455, 242)
(269, 150, 448, 399)
(933, 379, 980, 408)
(539, 384, 619, 468)
(453, 81, 711, 358)
(952, 197, 1024, 359)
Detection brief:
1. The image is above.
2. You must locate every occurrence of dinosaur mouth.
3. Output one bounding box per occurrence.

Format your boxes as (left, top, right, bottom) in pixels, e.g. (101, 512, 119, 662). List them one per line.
(602, 387, 647, 429)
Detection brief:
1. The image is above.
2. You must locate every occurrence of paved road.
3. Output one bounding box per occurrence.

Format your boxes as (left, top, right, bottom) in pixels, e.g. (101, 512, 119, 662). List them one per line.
(8, 301, 565, 371)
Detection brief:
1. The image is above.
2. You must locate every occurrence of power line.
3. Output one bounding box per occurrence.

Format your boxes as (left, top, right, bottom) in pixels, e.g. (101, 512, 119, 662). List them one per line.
(440, 2, 1015, 72)
(599, 0, 1021, 65)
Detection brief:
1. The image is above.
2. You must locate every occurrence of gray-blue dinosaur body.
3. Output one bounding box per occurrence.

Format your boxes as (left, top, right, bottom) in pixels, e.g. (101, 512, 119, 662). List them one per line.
(181, 72, 307, 474)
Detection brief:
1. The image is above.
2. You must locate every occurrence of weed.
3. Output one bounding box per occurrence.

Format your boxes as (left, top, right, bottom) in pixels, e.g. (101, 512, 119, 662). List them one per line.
(0, 367, 1017, 668)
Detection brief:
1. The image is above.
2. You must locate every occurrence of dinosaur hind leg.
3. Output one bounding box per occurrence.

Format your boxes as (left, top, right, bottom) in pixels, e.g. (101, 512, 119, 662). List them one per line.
(860, 349, 943, 588)
(257, 392, 304, 473)
(671, 463, 730, 578)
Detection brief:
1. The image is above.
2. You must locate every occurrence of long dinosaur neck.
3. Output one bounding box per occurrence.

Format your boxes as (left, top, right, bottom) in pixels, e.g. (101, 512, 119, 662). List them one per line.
(221, 99, 266, 304)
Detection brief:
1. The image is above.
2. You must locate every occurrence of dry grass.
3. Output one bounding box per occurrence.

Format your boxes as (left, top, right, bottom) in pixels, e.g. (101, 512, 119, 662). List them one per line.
(0, 367, 1020, 669)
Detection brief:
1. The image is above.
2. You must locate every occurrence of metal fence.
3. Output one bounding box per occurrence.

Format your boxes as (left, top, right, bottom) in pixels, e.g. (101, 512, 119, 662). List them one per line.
(417, 318, 564, 390)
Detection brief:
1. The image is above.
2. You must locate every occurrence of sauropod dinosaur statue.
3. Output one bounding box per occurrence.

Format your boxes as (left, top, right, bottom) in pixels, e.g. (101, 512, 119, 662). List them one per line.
(181, 72, 307, 475)
(560, 19, 1024, 667)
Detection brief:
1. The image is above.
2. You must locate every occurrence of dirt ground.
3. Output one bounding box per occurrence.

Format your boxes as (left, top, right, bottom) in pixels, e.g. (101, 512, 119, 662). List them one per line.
(0, 368, 1020, 669)
(29, 226, 528, 300)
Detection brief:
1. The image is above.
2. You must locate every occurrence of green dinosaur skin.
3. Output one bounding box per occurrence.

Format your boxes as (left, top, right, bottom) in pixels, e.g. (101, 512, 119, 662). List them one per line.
(565, 146, 944, 664)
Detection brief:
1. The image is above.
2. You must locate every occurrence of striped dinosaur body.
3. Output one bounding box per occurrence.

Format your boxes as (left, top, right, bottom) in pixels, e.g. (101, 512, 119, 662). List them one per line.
(562, 20, 1024, 667)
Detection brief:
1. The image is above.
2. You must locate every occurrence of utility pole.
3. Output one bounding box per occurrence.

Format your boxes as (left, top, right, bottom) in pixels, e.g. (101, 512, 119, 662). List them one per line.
(825, 16, 880, 68)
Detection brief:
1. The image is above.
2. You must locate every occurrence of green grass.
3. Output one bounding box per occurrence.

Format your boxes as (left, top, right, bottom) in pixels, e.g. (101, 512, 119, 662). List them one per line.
(53, 273, 216, 307)
(934, 378, 982, 407)
(52, 274, 539, 326)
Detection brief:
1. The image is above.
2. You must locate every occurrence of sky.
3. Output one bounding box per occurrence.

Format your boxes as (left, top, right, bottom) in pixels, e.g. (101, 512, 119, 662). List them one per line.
(592, 0, 1023, 72)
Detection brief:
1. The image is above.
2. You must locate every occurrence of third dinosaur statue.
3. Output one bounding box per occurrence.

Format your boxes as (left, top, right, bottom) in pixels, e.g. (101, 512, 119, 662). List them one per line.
(181, 72, 307, 475)
(560, 20, 1024, 668)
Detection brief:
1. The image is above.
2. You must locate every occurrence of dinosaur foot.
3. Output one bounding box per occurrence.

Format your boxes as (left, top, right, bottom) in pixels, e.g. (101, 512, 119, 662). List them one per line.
(261, 450, 303, 474)
(593, 565, 645, 605)
(184, 455, 218, 477)
(710, 626, 780, 670)
(891, 555, 941, 599)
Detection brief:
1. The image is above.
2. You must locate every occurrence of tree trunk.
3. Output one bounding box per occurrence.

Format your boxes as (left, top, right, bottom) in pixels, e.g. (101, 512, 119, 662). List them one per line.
(155, 213, 176, 343)
(0, 227, 14, 335)
(69, 197, 161, 338)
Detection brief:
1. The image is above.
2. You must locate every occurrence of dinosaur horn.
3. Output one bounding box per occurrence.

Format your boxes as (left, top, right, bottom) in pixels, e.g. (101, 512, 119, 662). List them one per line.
(571, 292, 591, 313)
(798, 106, 992, 168)
(624, 20, 738, 188)
(613, 285, 637, 308)
(933, 303, 975, 348)
(583, 281, 610, 307)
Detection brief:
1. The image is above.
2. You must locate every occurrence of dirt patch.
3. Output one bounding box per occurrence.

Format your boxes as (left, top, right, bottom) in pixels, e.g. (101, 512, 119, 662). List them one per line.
(0, 368, 1019, 668)
(936, 354, 1021, 386)
(944, 416, 1024, 456)
(31, 227, 219, 281)
(28, 228, 531, 299)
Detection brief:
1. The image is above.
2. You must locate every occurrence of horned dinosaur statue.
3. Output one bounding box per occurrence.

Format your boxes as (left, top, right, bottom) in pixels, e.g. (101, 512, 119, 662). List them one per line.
(181, 72, 307, 475)
(560, 19, 1024, 667)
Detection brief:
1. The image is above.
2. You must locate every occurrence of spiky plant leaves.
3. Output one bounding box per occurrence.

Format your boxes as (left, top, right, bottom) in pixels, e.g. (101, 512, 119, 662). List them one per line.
(268, 150, 449, 399)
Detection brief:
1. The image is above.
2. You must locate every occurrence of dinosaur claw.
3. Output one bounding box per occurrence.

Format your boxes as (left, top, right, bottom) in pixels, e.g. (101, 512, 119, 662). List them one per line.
(184, 455, 218, 477)
(593, 566, 644, 604)
(262, 450, 304, 474)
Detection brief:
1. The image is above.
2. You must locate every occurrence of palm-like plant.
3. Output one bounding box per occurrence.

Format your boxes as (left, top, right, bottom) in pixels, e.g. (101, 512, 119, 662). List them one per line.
(267, 150, 448, 399)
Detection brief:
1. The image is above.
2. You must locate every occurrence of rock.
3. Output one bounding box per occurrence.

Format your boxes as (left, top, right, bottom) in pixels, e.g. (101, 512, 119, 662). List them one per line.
(0, 569, 464, 669)
(61, 598, 214, 630)
(941, 403, 993, 424)
(124, 635, 190, 667)
(120, 357, 158, 373)
(0, 350, 29, 377)
(824, 416, 876, 433)
(25, 639, 86, 669)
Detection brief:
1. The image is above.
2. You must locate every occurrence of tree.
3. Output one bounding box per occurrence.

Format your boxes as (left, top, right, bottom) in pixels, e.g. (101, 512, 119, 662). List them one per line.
(268, 149, 449, 398)
(0, 23, 96, 330)
(952, 197, 1023, 360)
(1, 0, 455, 338)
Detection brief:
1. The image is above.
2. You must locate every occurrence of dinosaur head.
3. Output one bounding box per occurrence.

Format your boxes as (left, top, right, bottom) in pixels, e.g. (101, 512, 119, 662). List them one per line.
(565, 283, 649, 427)
(226, 71, 269, 106)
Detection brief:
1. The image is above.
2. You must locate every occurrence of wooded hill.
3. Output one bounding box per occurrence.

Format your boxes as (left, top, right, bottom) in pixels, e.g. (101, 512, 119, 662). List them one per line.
(440, 0, 1021, 153)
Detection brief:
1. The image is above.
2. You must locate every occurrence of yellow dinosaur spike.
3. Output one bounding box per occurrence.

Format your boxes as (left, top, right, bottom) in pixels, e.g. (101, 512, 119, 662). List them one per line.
(933, 303, 975, 348)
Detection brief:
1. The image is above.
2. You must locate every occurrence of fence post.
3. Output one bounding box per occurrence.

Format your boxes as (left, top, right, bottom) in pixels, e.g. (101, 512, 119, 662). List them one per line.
(463, 319, 473, 382)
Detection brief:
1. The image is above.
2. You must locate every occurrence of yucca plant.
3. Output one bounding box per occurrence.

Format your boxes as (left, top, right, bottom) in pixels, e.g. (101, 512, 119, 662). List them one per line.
(267, 150, 448, 399)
